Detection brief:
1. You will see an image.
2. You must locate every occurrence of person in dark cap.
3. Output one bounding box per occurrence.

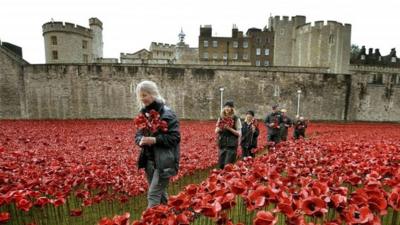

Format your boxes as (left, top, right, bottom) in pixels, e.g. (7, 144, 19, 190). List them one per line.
(264, 104, 283, 145)
(293, 116, 308, 140)
(215, 100, 242, 169)
(240, 110, 259, 158)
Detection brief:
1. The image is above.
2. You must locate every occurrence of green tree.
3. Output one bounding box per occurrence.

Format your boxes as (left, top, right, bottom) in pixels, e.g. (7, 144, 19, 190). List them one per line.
(351, 44, 360, 59)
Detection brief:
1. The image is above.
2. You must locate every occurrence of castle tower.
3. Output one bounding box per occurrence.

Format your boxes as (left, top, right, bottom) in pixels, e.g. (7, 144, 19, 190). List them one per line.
(89, 17, 103, 60)
(175, 28, 199, 64)
(268, 15, 306, 66)
(42, 18, 103, 63)
(292, 21, 351, 73)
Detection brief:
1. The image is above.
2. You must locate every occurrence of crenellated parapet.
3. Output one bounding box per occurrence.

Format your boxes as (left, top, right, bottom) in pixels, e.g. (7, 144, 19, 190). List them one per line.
(42, 21, 92, 38)
(269, 15, 306, 31)
(297, 20, 351, 33)
(150, 42, 176, 50)
(89, 17, 103, 29)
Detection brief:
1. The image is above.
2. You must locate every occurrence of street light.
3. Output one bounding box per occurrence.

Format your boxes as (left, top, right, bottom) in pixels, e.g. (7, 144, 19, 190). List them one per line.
(296, 89, 302, 117)
(219, 87, 225, 111)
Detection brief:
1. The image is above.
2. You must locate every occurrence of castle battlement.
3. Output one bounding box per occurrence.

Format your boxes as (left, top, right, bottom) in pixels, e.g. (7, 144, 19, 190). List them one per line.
(42, 21, 92, 38)
(89, 17, 103, 29)
(297, 20, 351, 32)
(120, 53, 139, 57)
(272, 15, 306, 24)
(150, 42, 176, 49)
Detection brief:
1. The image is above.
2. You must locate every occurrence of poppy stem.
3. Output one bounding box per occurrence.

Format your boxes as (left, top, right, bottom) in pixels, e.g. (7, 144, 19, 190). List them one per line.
(392, 210, 399, 225)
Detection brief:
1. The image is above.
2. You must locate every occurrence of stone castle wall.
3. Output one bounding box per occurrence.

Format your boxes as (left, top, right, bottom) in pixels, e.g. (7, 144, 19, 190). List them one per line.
(1, 48, 400, 121)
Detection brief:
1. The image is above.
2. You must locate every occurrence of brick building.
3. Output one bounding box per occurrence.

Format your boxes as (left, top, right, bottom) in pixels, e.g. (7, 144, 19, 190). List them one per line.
(198, 25, 273, 66)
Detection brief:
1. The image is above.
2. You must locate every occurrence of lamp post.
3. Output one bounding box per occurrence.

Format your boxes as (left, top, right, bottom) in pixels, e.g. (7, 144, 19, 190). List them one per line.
(296, 89, 302, 117)
(219, 87, 225, 111)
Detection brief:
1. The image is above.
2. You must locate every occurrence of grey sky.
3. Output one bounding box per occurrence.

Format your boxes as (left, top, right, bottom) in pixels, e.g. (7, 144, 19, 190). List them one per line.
(1, 0, 399, 63)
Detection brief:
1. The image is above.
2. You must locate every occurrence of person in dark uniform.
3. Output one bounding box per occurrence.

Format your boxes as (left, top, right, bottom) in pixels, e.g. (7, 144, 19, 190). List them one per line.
(279, 109, 292, 141)
(264, 105, 283, 145)
(215, 100, 242, 169)
(240, 110, 259, 158)
(293, 116, 308, 140)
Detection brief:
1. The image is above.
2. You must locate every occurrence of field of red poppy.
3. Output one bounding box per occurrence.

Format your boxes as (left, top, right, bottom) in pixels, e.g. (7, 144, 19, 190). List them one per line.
(1, 121, 399, 225)
(0, 120, 267, 225)
(102, 123, 400, 225)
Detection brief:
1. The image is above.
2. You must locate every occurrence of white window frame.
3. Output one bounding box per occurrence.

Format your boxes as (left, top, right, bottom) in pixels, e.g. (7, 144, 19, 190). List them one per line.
(213, 40, 218, 48)
(256, 48, 261, 56)
(233, 41, 238, 48)
(264, 49, 270, 56)
(243, 41, 248, 48)
(203, 52, 208, 59)
(203, 40, 208, 48)
(256, 60, 261, 66)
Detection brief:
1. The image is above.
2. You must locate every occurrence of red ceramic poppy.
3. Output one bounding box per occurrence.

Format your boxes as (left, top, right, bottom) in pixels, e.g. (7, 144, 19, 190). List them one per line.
(300, 196, 328, 217)
(230, 179, 246, 195)
(0, 212, 10, 223)
(219, 192, 236, 210)
(217, 117, 234, 130)
(70, 209, 83, 217)
(16, 198, 32, 212)
(176, 213, 190, 225)
(344, 204, 374, 224)
(388, 186, 400, 211)
(276, 202, 295, 218)
(253, 211, 277, 225)
(33, 197, 50, 208)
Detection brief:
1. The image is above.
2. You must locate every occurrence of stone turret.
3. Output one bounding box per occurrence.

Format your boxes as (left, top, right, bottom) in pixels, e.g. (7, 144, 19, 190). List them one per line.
(42, 18, 103, 63)
(89, 17, 103, 59)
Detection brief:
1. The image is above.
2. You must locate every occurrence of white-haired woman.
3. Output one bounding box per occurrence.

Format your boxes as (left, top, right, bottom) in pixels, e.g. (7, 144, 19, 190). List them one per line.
(215, 100, 241, 169)
(134, 80, 180, 208)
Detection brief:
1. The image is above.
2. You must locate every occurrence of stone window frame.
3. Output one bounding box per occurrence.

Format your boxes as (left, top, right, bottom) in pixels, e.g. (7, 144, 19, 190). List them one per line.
(52, 50, 58, 60)
(368, 73, 383, 85)
(83, 54, 89, 63)
(243, 54, 248, 60)
(390, 74, 400, 85)
(203, 40, 208, 48)
(212, 40, 218, 48)
(233, 41, 238, 48)
(233, 53, 238, 60)
(243, 41, 248, 48)
(203, 52, 208, 59)
(82, 40, 88, 49)
(51, 36, 57, 45)
(329, 34, 335, 44)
